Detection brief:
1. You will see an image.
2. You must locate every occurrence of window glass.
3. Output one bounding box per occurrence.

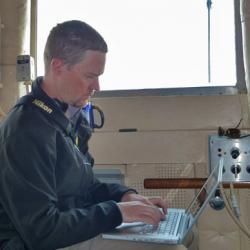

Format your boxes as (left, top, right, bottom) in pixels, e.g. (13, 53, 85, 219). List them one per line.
(37, 0, 236, 91)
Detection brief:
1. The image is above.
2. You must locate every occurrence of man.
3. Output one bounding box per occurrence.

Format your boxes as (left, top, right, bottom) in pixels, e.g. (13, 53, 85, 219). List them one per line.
(0, 20, 173, 250)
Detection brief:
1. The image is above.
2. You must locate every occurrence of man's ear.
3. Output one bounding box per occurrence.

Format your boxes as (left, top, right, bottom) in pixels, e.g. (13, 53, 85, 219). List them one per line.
(50, 58, 65, 75)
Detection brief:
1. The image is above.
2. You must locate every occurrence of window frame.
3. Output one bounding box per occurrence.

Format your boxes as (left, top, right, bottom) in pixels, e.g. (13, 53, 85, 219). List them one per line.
(94, 0, 246, 98)
(34, 0, 246, 98)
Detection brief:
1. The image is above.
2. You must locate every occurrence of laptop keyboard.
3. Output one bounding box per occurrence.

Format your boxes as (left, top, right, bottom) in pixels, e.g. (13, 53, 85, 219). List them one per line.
(142, 210, 180, 236)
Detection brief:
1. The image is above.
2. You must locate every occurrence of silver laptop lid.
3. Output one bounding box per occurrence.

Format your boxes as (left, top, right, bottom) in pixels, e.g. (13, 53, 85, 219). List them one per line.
(182, 158, 223, 238)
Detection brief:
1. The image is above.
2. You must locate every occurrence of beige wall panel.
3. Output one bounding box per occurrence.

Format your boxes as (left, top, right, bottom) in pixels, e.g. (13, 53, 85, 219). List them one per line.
(194, 162, 208, 178)
(0, 0, 28, 64)
(197, 189, 250, 250)
(1, 0, 18, 63)
(0, 0, 30, 112)
(125, 163, 195, 208)
(240, 94, 250, 127)
(89, 130, 213, 164)
(94, 163, 196, 208)
(198, 207, 240, 250)
(0, 65, 18, 111)
(238, 189, 250, 250)
(93, 95, 245, 131)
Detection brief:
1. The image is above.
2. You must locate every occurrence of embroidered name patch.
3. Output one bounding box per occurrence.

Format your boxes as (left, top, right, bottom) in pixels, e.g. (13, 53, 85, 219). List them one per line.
(32, 99, 53, 114)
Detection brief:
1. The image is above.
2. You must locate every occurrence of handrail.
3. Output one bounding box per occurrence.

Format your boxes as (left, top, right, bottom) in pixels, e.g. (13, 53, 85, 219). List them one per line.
(144, 178, 250, 189)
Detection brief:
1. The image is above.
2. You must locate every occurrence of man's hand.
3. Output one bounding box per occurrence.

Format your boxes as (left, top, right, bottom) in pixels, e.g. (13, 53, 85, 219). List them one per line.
(118, 193, 168, 225)
(121, 193, 168, 214)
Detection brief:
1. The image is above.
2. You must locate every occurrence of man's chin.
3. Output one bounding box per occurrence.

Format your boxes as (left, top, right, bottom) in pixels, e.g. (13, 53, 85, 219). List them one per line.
(73, 100, 89, 108)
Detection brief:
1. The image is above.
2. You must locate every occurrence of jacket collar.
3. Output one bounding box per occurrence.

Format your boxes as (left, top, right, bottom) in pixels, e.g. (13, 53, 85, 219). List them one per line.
(27, 77, 74, 140)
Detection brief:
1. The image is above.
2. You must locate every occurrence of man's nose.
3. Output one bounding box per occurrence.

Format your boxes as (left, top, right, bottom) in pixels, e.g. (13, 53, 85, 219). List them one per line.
(93, 79, 100, 91)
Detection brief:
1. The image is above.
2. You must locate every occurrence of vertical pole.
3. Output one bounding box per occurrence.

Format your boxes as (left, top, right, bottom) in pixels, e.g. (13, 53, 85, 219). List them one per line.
(0, 16, 2, 89)
(207, 0, 212, 83)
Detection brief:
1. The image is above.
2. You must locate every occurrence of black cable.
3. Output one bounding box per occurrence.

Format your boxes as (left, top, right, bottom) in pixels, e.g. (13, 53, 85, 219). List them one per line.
(235, 118, 243, 129)
(218, 118, 250, 139)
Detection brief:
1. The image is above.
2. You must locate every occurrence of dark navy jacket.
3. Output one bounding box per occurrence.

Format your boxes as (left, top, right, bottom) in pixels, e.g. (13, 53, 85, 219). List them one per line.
(0, 77, 133, 250)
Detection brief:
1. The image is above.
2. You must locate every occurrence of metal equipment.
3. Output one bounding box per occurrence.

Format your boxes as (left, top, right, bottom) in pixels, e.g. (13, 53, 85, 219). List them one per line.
(209, 135, 250, 182)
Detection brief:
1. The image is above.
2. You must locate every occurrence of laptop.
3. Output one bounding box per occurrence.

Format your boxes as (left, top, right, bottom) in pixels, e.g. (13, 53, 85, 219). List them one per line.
(102, 158, 224, 244)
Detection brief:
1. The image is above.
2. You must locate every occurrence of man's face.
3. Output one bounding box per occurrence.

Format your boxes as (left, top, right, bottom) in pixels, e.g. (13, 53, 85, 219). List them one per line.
(54, 50, 106, 107)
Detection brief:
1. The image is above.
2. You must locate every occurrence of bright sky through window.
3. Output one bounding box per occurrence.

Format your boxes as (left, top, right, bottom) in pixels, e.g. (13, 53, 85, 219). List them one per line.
(37, 0, 236, 90)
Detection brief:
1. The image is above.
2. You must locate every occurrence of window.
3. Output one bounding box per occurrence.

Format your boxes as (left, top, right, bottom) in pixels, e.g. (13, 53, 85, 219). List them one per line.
(37, 0, 246, 95)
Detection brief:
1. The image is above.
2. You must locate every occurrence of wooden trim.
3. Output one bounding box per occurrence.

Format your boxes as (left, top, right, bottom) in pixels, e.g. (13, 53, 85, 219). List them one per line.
(144, 178, 250, 189)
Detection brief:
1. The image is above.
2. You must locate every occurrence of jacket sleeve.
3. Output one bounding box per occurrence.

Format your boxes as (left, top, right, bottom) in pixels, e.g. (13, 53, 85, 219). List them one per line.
(0, 129, 122, 250)
(88, 175, 137, 203)
(78, 122, 138, 203)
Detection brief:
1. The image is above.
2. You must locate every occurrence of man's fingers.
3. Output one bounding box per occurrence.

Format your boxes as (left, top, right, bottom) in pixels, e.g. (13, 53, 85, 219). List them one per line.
(148, 197, 168, 214)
